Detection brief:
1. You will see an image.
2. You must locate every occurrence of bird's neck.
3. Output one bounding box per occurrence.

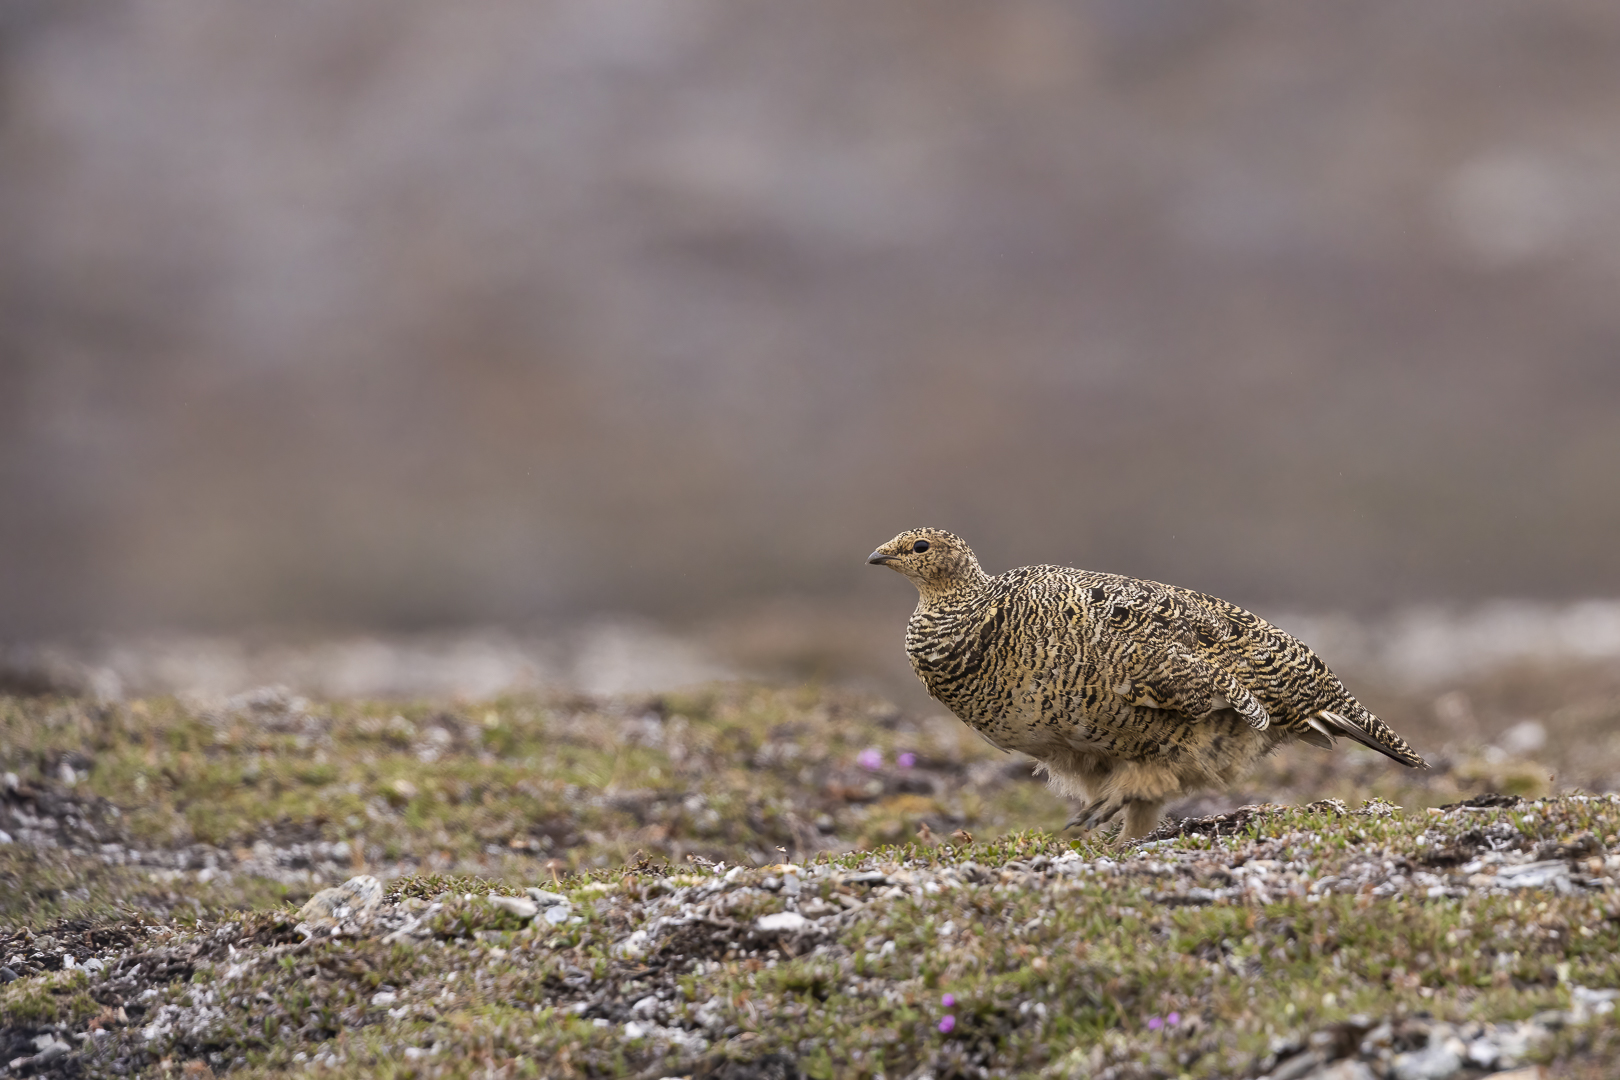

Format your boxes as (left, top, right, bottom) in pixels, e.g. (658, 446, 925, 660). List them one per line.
(913, 570, 991, 611)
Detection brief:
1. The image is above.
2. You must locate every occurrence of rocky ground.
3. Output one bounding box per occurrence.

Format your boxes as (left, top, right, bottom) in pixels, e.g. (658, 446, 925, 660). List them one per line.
(3, 672, 1620, 1078)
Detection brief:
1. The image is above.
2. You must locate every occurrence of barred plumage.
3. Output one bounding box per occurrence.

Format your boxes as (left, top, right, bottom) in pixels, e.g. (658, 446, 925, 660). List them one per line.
(868, 528, 1427, 839)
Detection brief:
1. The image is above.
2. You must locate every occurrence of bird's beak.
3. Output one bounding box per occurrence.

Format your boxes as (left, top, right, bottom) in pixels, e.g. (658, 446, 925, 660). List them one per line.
(867, 550, 897, 565)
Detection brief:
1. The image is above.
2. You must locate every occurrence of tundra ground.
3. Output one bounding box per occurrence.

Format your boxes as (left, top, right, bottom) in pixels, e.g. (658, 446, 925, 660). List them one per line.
(3, 670, 1620, 1078)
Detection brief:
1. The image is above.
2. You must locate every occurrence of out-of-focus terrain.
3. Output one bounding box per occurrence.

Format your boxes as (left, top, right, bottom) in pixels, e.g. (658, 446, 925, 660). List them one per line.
(3, 2, 1620, 638)
(8, 597, 1620, 807)
(5, 644, 1620, 921)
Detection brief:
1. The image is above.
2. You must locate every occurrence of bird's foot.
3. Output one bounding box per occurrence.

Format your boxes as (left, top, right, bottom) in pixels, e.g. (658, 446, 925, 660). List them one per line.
(1064, 797, 1123, 833)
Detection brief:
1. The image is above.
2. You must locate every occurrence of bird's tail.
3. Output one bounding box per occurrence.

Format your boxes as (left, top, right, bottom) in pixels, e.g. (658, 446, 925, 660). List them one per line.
(1312, 708, 1429, 769)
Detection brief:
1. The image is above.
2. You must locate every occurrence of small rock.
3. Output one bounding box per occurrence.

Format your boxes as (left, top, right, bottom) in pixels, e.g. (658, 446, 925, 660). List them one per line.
(33, 1038, 71, 1064)
(0, 830, 12, 844)
(1308, 1061, 1377, 1080)
(1391, 1038, 1463, 1080)
(296, 874, 383, 934)
(1270, 1050, 1323, 1080)
(370, 991, 397, 1006)
(1499, 719, 1546, 755)
(1571, 985, 1619, 1015)
(1494, 860, 1571, 891)
(842, 871, 890, 886)
(1358, 1022, 1394, 1055)
(615, 929, 652, 960)
(1466, 1038, 1499, 1068)
(525, 888, 569, 907)
(488, 894, 540, 919)
(0, 966, 17, 983)
(544, 904, 572, 925)
(756, 911, 808, 933)
(1494, 1021, 1547, 1064)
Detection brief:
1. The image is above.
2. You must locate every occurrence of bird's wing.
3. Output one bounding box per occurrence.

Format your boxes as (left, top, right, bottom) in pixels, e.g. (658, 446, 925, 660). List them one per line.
(1066, 571, 1426, 766)
(1083, 577, 1273, 731)
(1181, 587, 1428, 766)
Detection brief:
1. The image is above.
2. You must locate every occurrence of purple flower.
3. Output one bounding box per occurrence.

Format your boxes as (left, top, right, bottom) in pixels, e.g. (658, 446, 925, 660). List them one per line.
(941, 993, 955, 1008)
(857, 748, 883, 770)
(938, 1015, 956, 1034)
(1147, 1016, 1163, 1030)
(898, 752, 917, 769)
(1167, 1012, 1180, 1026)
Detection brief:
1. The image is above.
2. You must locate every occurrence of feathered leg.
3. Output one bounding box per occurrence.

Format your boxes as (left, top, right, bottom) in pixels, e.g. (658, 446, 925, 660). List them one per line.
(1064, 795, 1120, 832)
(1122, 800, 1163, 840)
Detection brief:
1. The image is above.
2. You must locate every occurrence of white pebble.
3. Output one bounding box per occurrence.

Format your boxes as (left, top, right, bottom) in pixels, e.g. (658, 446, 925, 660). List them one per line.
(488, 894, 540, 919)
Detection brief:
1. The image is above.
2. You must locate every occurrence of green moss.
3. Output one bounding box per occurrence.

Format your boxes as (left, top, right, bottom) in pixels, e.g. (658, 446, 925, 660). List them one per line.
(0, 969, 99, 1025)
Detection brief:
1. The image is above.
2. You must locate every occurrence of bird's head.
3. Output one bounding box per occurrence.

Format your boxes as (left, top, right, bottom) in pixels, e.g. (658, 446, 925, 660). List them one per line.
(867, 528, 988, 599)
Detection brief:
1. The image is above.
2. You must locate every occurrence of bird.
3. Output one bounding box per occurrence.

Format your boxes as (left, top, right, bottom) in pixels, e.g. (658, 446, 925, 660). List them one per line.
(867, 528, 1427, 840)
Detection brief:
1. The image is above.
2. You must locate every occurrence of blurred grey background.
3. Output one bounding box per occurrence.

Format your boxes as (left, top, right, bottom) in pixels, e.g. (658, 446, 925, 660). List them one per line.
(3, 1, 1619, 691)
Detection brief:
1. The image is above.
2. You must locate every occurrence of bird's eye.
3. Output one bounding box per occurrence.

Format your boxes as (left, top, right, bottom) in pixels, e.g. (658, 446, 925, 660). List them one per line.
(912, 540, 930, 553)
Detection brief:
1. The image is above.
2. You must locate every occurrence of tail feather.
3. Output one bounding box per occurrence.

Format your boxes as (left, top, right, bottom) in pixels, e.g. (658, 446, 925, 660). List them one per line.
(1318, 710, 1429, 769)
(1298, 713, 1337, 750)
